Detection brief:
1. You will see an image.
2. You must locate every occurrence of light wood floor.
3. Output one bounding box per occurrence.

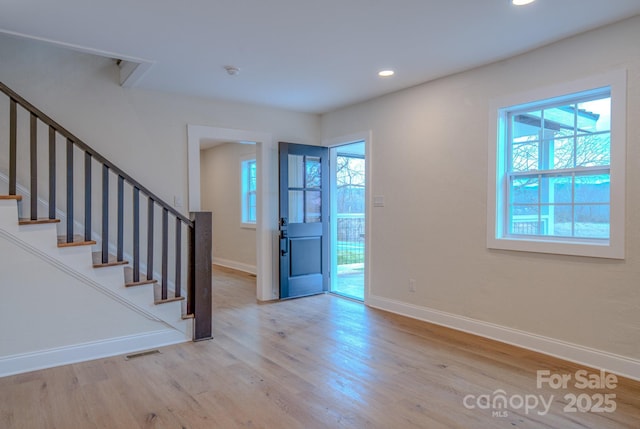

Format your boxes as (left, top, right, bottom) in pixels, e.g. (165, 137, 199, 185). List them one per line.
(1, 266, 638, 428)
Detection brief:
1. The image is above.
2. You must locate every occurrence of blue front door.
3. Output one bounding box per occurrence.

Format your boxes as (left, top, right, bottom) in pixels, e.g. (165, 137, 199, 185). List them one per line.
(279, 142, 329, 299)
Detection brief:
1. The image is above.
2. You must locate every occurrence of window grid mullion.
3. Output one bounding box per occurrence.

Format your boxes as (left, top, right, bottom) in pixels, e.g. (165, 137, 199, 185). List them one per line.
(509, 166, 610, 178)
(571, 172, 576, 237)
(537, 173, 542, 235)
(573, 103, 578, 170)
(506, 112, 513, 237)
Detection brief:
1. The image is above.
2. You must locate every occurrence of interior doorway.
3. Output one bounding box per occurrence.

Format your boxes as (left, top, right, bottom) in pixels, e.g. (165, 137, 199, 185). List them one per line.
(187, 125, 278, 301)
(330, 141, 366, 301)
(200, 142, 257, 275)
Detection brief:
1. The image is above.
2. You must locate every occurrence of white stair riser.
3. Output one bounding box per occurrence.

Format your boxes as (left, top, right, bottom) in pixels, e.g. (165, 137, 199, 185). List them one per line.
(0, 200, 191, 335)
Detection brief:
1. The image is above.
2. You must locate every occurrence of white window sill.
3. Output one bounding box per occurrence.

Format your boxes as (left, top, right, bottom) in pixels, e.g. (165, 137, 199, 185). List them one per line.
(487, 236, 623, 259)
(241, 222, 256, 230)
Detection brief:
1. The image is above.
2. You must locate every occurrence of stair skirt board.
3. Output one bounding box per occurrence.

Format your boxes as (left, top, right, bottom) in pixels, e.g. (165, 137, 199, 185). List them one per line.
(0, 174, 186, 302)
(1, 194, 189, 314)
(0, 223, 192, 335)
(0, 330, 188, 377)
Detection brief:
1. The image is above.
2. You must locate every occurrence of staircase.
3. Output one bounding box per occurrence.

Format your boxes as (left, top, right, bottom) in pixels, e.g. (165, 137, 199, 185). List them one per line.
(0, 82, 212, 348)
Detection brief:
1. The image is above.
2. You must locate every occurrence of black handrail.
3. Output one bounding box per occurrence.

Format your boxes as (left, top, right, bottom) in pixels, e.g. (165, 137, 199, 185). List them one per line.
(0, 81, 192, 227)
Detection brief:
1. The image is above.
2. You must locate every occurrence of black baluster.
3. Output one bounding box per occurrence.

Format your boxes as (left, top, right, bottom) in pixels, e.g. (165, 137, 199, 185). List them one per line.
(9, 99, 16, 196)
(66, 139, 74, 243)
(147, 198, 154, 281)
(117, 176, 124, 262)
(48, 127, 56, 220)
(175, 218, 182, 298)
(30, 113, 37, 220)
(162, 208, 168, 300)
(102, 164, 109, 264)
(133, 187, 140, 283)
(85, 153, 92, 242)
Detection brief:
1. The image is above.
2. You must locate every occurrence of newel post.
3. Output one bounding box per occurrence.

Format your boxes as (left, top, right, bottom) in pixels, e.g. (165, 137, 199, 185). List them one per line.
(188, 211, 213, 341)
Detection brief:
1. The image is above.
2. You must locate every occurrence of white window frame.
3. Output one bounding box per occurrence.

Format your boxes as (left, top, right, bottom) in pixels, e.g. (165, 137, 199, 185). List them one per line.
(487, 70, 626, 259)
(240, 156, 257, 228)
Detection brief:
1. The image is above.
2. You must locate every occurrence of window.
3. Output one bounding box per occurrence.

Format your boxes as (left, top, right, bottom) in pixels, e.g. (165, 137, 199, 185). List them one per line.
(488, 70, 626, 258)
(241, 158, 257, 225)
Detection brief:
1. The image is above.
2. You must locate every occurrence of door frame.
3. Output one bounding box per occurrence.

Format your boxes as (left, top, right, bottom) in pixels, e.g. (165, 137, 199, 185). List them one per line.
(323, 131, 371, 303)
(278, 142, 330, 299)
(187, 125, 278, 301)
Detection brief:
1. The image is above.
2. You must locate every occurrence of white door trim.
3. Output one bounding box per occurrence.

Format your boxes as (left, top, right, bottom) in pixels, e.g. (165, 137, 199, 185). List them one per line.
(323, 131, 372, 304)
(187, 125, 278, 301)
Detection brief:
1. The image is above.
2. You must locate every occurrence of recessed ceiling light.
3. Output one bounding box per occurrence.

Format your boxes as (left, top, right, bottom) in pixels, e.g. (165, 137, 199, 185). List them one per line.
(512, 0, 535, 5)
(378, 70, 395, 77)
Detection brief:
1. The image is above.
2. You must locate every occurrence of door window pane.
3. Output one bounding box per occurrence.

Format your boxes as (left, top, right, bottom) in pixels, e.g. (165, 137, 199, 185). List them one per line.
(288, 190, 304, 223)
(305, 191, 322, 223)
(288, 154, 304, 188)
(306, 156, 321, 188)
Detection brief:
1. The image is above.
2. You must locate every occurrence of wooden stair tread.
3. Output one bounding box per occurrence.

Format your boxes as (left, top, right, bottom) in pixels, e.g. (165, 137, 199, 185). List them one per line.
(124, 266, 157, 287)
(0, 195, 22, 201)
(155, 296, 185, 305)
(19, 218, 61, 225)
(181, 314, 195, 320)
(92, 251, 128, 268)
(57, 235, 97, 247)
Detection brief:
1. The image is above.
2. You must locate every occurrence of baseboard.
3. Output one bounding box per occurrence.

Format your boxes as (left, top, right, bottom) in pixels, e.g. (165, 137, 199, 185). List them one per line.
(367, 295, 640, 381)
(212, 257, 256, 275)
(0, 329, 188, 378)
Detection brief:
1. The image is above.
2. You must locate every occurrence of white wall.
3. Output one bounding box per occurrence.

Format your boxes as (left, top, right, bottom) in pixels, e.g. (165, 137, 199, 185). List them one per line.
(322, 17, 640, 366)
(201, 143, 257, 272)
(0, 233, 167, 357)
(0, 33, 320, 215)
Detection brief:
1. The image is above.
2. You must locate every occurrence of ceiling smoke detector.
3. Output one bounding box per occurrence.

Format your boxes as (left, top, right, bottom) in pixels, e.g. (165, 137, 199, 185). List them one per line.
(224, 65, 241, 76)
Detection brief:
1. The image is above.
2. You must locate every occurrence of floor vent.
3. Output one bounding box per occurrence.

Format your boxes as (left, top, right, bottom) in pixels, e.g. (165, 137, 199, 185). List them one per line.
(125, 349, 160, 360)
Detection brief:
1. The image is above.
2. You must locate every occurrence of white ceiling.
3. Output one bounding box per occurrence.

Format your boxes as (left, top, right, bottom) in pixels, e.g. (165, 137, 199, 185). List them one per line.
(1, 1, 639, 114)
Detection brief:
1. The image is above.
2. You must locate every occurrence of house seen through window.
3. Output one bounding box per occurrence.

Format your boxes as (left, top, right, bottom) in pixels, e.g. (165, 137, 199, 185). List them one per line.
(507, 89, 611, 239)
